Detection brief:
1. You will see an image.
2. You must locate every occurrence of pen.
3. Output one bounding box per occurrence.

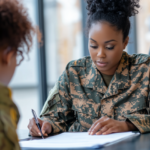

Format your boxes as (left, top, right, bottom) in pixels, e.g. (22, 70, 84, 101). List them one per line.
(31, 109, 44, 139)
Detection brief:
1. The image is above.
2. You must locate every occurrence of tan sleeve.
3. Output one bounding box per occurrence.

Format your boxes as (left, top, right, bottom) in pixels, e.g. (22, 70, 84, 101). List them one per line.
(0, 110, 20, 150)
(124, 114, 150, 133)
(40, 80, 60, 116)
(40, 71, 75, 134)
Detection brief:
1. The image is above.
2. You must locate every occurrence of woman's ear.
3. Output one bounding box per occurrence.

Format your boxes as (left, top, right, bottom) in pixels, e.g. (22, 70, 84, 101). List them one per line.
(123, 36, 129, 50)
(2, 50, 15, 66)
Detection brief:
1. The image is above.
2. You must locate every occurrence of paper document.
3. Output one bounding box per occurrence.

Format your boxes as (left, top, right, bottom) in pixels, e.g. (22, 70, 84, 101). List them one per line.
(20, 132, 139, 149)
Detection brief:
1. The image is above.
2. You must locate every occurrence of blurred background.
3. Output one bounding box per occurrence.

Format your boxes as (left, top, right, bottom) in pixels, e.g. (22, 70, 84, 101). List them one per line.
(9, 0, 150, 130)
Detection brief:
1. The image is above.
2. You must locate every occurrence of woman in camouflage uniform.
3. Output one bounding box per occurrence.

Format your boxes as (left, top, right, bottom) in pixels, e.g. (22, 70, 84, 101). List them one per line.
(0, 0, 40, 149)
(29, 0, 150, 136)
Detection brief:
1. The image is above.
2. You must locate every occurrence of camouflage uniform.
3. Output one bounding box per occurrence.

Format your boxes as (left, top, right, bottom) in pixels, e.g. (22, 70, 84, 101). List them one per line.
(0, 84, 20, 150)
(40, 51, 150, 134)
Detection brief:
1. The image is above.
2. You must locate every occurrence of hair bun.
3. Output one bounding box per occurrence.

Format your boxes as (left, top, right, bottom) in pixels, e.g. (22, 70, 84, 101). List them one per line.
(86, 0, 140, 18)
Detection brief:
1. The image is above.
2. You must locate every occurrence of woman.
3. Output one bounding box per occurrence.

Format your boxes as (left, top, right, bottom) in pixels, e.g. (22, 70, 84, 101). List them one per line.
(28, 0, 150, 136)
(0, 0, 40, 149)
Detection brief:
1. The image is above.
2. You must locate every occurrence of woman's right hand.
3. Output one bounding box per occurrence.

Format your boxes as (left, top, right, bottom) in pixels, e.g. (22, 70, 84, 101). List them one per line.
(28, 118, 52, 137)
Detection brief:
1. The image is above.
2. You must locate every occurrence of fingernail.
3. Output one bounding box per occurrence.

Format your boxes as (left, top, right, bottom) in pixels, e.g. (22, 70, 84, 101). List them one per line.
(39, 133, 41, 136)
(91, 132, 93, 135)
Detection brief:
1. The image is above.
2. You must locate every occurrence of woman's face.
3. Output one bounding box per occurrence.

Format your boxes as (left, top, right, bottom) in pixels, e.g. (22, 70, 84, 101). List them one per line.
(88, 21, 129, 75)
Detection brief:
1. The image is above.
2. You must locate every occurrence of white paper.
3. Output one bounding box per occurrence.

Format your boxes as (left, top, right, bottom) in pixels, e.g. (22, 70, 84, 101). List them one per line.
(19, 132, 139, 149)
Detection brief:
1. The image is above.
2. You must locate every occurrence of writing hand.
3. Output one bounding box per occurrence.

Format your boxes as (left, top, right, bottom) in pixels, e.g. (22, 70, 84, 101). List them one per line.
(28, 118, 52, 137)
(88, 116, 136, 135)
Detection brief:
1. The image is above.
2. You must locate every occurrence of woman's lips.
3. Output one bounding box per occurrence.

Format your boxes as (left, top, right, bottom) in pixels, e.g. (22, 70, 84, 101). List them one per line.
(96, 61, 108, 67)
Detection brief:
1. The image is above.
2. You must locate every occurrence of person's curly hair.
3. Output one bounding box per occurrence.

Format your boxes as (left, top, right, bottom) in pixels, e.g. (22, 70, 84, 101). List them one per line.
(0, 0, 41, 63)
(86, 0, 140, 41)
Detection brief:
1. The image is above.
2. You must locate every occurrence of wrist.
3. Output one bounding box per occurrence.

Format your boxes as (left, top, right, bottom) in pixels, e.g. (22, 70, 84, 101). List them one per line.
(125, 120, 137, 131)
(121, 121, 130, 131)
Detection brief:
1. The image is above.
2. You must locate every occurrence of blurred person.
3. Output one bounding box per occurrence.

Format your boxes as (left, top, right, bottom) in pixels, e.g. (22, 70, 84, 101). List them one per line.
(28, 0, 150, 136)
(0, 0, 40, 149)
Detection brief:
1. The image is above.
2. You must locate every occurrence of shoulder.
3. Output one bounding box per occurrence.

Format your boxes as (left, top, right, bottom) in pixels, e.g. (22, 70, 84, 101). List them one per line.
(127, 53, 150, 65)
(66, 56, 92, 68)
(0, 84, 20, 127)
(58, 56, 92, 86)
(60, 56, 92, 79)
(0, 84, 12, 105)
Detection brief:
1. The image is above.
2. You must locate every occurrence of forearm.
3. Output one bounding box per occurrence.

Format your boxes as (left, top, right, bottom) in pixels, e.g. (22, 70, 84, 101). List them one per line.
(41, 106, 76, 134)
(40, 113, 67, 134)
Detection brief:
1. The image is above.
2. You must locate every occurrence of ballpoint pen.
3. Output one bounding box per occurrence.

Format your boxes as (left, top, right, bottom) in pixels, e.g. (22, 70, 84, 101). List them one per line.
(31, 109, 44, 139)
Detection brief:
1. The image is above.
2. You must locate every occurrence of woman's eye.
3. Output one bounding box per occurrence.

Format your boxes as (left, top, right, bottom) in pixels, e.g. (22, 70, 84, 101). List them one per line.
(106, 46, 114, 50)
(90, 46, 98, 49)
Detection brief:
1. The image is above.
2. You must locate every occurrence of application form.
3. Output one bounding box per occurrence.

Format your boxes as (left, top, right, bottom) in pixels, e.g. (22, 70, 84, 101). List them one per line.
(20, 132, 139, 149)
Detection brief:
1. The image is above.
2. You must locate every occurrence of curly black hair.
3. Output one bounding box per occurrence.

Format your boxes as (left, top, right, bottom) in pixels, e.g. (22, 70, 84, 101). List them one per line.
(86, 0, 140, 41)
(0, 0, 41, 63)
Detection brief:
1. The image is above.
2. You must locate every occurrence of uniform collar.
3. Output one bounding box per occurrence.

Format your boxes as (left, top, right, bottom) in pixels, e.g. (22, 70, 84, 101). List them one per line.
(103, 52, 131, 99)
(82, 52, 131, 98)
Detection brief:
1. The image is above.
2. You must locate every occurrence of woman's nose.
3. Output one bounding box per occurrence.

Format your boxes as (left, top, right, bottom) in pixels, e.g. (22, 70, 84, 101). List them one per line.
(97, 48, 106, 58)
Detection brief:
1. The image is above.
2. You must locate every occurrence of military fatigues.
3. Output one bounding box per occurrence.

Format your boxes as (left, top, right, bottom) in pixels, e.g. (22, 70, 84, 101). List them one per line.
(40, 52, 150, 134)
(0, 84, 20, 150)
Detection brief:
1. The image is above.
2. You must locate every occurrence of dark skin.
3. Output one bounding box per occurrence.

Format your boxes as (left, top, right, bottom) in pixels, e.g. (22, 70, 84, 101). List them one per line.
(88, 21, 128, 76)
(28, 118, 52, 137)
(88, 21, 137, 135)
(28, 21, 137, 137)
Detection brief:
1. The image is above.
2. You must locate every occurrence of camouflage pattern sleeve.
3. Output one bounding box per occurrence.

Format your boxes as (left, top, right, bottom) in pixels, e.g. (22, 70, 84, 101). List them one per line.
(123, 87, 150, 133)
(40, 65, 76, 134)
(0, 85, 20, 150)
(124, 114, 150, 133)
(114, 54, 150, 134)
(40, 80, 60, 116)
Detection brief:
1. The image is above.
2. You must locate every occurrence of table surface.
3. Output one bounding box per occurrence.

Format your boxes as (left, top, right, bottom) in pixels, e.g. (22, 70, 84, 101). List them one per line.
(18, 130, 150, 150)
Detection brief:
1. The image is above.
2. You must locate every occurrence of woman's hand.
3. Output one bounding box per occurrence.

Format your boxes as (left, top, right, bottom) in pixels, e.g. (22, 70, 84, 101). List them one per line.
(28, 118, 52, 137)
(88, 116, 137, 135)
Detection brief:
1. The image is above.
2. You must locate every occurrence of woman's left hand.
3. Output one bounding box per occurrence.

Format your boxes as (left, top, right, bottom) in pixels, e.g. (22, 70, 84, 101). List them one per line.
(88, 116, 136, 135)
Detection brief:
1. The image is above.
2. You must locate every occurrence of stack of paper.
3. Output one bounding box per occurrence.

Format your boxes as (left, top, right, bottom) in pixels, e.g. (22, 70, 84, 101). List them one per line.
(20, 132, 139, 149)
